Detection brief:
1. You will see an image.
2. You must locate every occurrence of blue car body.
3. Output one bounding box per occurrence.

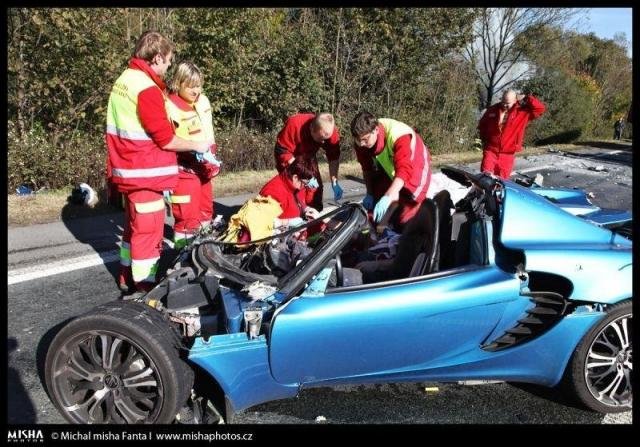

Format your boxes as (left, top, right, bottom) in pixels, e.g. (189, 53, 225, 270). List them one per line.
(188, 175, 632, 414)
(527, 185, 632, 227)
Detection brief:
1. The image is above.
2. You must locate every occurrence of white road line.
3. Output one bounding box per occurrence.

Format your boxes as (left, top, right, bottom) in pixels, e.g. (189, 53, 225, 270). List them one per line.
(8, 250, 120, 285)
(8, 238, 176, 285)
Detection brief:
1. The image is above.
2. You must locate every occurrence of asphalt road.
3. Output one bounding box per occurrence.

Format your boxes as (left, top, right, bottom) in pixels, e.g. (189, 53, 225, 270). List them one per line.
(7, 142, 632, 425)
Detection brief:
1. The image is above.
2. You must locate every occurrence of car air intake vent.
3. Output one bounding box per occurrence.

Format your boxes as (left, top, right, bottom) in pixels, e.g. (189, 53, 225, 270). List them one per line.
(482, 291, 571, 352)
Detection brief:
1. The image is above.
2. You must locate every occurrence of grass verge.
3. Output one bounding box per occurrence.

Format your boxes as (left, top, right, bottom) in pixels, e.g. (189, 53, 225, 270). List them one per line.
(6, 142, 606, 227)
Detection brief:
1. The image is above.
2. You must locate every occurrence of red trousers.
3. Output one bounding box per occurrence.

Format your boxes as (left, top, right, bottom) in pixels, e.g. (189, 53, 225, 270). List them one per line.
(481, 150, 516, 179)
(119, 189, 166, 291)
(171, 170, 214, 247)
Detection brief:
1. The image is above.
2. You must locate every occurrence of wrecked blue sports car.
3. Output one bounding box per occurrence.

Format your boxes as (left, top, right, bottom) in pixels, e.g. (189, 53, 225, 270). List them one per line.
(45, 167, 632, 424)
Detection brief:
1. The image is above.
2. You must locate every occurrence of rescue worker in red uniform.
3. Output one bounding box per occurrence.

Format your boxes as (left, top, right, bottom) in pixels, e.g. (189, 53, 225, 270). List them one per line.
(274, 112, 342, 211)
(478, 90, 546, 179)
(351, 111, 432, 231)
(106, 31, 211, 293)
(261, 158, 320, 228)
(227, 158, 320, 242)
(165, 62, 221, 250)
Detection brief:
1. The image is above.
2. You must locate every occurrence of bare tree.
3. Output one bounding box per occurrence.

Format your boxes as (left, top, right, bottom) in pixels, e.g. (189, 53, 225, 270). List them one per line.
(466, 8, 582, 109)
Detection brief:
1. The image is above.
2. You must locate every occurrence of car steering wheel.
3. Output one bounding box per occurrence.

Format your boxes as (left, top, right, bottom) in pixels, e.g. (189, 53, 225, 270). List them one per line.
(334, 254, 344, 287)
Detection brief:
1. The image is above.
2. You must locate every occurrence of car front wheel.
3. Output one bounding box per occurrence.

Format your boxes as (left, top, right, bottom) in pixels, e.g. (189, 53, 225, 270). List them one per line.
(45, 301, 194, 424)
(563, 300, 632, 413)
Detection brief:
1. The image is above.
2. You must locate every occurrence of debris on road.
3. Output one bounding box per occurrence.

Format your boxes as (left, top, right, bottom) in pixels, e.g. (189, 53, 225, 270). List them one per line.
(588, 165, 608, 172)
(68, 183, 99, 207)
(533, 173, 544, 186)
(548, 147, 565, 155)
(315, 415, 328, 423)
(424, 386, 439, 393)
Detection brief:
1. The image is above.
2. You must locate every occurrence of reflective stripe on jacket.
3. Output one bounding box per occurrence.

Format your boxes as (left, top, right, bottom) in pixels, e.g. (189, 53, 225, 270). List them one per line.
(375, 118, 432, 201)
(106, 68, 178, 192)
(165, 93, 216, 176)
(165, 94, 215, 142)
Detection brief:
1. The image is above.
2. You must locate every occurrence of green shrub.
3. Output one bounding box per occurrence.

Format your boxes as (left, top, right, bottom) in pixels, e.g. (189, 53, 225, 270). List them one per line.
(215, 127, 278, 172)
(8, 121, 106, 191)
(516, 69, 598, 145)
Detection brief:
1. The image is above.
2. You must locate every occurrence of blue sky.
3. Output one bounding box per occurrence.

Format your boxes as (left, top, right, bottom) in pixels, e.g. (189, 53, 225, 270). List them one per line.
(573, 8, 633, 56)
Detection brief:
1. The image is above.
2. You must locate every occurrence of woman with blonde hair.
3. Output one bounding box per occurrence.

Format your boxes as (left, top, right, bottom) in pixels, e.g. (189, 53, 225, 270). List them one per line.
(165, 61, 221, 249)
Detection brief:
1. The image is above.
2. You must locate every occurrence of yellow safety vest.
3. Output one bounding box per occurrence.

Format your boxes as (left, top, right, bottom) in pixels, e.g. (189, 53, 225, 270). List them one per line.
(375, 118, 416, 180)
(106, 68, 178, 191)
(165, 94, 215, 143)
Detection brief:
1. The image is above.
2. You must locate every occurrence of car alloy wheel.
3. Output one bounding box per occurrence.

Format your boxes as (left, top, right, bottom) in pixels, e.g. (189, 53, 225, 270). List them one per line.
(49, 330, 164, 424)
(584, 313, 632, 408)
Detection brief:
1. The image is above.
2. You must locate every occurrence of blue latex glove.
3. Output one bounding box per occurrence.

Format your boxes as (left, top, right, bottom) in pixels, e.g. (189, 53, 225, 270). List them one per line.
(203, 151, 221, 166)
(306, 177, 319, 189)
(332, 181, 343, 201)
(362, 194, 375, 211)
(288, 217, 305, 227)
(194, 150, 221, 166)
(275, 217, 305, 228)
(373, 195, 392, 223)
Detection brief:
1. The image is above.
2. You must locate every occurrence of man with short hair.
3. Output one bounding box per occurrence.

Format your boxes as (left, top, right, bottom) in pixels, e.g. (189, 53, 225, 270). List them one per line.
(478, 89, 546, 179)
(274, 112, 342, 210)
(106, 30, 211, 293)
(350, 111, 432, 230)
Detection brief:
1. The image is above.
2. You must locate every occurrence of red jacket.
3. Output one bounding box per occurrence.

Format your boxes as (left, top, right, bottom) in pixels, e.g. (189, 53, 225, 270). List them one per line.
(260, 172, 306, 218)
(274, 113, 340, 170)
(106, 58, 177, 193)
(354, 124, 431, 202)
(133, 59, 175, 148)
(478, 94, 545, 154)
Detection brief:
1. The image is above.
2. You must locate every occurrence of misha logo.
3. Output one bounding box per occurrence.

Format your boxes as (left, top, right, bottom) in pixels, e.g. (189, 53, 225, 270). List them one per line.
(7, 430, 44, 443)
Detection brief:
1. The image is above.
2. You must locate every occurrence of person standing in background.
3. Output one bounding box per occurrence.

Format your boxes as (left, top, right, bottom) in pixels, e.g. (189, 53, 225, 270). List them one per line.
(614, 117, 625, 140)
(477, 90, 545, 179)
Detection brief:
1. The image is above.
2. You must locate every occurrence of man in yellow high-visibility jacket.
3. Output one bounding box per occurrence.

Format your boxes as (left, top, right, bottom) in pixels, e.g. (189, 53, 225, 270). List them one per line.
(106, 31, 211, 293)
(351, 111, 432, 231)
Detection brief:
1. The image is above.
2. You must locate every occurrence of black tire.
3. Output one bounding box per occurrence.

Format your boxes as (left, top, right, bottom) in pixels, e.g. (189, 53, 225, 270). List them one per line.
(563, 300, 632, 413)
(45, 300, 194, 424)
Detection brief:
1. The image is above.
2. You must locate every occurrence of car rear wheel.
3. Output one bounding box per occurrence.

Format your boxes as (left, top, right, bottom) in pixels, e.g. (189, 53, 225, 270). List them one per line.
(563, 300, 632, 413)
(45, 301, 194, 424)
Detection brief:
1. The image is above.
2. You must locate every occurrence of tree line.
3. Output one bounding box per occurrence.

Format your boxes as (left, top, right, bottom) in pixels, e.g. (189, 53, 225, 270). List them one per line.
(7, 8, 632, 191)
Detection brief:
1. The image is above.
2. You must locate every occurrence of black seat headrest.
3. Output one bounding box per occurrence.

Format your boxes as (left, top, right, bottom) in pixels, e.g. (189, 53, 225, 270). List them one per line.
(394, 198, 439, 278)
